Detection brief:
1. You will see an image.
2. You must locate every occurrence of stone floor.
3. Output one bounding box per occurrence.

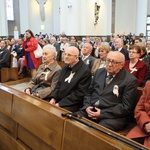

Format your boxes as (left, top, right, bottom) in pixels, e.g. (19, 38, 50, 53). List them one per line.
(9, 82, 29, 92)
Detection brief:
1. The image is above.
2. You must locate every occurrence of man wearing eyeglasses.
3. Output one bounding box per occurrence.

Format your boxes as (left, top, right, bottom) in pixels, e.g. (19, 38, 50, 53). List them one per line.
(49, 46, 91, 112)
(75, 51, 137, 131)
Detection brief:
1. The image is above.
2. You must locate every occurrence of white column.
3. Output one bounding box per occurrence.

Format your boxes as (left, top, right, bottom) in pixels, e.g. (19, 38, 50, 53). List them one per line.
(100, 0, 112, 36)
(52, 0, 60, 35)
(19, 0, 29, 34)
(0, 0, 8, 36)
(135, 0, 148, 36)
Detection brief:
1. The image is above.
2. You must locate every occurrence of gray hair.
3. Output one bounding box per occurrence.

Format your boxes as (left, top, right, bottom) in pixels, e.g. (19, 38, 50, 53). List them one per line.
(43, 44, 57, 59)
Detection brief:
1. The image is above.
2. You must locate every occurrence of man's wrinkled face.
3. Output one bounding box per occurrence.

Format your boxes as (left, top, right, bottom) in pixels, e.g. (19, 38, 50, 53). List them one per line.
(64, 48, 78, 66)
(106, 52, 124, 75)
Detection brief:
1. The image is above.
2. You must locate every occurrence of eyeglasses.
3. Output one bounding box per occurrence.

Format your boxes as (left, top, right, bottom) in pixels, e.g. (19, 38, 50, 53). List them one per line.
(129, 51, 138, 54)
(106, 58, 123, 65)
(64, 53, 77, 57)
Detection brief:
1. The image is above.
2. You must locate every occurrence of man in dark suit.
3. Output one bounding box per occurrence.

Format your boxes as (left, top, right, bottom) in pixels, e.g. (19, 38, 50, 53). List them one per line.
(49, 46, 92, 112)
(81, 43, 95, 70)
(76, 51, 137, 131)
(50, 36, 60, 61)
(113, 38, 129, 60)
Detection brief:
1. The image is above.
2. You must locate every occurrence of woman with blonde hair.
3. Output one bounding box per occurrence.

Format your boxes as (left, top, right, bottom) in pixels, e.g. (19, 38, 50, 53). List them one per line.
(91, 45, 110, 76)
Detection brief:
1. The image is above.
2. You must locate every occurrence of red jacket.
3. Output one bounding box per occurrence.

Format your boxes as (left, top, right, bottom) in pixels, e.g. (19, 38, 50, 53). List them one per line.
(126, 81, 150, 148)
(124, 60, 147, 87)
(22, 37, 41, 69)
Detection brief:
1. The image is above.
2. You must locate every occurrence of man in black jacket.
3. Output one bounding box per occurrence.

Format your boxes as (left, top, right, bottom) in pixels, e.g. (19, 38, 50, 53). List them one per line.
(49, 46, 92, 112)
(0, 40, 10, 68)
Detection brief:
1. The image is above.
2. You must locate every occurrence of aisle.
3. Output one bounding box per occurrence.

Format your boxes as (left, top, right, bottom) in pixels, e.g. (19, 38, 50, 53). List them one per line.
(9, 82, 29, 92)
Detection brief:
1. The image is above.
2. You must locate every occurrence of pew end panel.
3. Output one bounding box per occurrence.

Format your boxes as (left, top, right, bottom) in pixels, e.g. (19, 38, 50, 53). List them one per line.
(61, 118, 148, 150)
(0, 87, 13, 116)
(11, 94, 68, 150)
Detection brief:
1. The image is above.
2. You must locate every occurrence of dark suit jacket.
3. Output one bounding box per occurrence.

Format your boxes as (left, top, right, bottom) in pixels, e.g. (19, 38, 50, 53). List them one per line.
(81, 55, 95, 70)
(50, 60, 92, 112)
(112, 48, 129, 60)
(0, 47, 10, 68)
(120, 48, 129, 60)
(53, 42, 60, 61)
(78, 67, 137, 131)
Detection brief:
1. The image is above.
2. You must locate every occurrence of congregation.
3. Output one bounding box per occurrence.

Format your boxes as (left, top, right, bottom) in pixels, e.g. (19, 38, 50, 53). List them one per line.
(1, 30, 150, 148)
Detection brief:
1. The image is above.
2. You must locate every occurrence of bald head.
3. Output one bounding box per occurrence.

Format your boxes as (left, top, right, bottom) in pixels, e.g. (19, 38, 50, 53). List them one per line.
(107, 51, 125, 63)
(65, 46, 79, 56)
(64, 46, 79, 67)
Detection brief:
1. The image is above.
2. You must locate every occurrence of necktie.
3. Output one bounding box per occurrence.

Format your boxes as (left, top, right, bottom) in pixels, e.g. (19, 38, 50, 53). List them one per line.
(106, 75, 113, 84)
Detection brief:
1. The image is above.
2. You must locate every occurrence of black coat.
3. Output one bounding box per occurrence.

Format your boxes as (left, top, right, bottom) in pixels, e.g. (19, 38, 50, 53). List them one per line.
(50, 60, 92, 112)
(0, 47, 10, 68)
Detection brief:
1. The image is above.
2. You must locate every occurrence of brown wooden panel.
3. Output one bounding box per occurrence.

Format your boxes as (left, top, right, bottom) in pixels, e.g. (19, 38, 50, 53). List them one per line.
(62, 119, 145, 150)
(18, 125, 54, 150)
(10, 68, 18, 80)
(1, 68, 10, 83)
(0, 127, 29, 150)
(12, 94, 67, 150)
(0, 88, 13, 116)
(0, 111, 17, 137)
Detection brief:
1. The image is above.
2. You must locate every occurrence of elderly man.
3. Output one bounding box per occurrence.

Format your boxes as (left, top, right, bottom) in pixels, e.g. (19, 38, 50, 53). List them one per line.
(25, 45, 61, 100)
(76, 51, 137, 131)
(49, 46, 92, 112)
(81, 43, 95, 70)
(113, 38, 129, 60)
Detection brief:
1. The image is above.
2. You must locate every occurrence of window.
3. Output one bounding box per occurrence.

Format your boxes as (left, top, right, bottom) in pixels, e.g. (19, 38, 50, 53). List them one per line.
(6, 0, 14, 20)
(146, 16, 150, 40)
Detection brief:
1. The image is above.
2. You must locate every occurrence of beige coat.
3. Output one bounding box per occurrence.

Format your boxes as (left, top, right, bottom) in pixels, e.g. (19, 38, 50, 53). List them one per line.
(26, 61, 61, 99)
(91, 59, 106, 76)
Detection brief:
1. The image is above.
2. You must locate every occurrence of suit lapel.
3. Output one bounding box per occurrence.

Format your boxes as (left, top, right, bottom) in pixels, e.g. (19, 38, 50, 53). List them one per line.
(102, 69, 125, 94)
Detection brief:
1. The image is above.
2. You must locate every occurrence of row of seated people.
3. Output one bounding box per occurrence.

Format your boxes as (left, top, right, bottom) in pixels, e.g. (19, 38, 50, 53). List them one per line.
(23, 43, 150, 148)
(1, 30, 149, 81)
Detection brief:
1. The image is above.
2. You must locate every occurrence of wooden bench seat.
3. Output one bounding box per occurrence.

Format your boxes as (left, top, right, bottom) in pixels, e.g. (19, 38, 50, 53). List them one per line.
(0, 55, 18, 83)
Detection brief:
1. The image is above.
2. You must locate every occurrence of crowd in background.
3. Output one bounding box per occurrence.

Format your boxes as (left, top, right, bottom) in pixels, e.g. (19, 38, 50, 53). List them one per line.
(0, 31, 150, 87)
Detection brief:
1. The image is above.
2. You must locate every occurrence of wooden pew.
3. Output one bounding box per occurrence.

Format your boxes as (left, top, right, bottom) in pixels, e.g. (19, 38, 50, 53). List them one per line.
(0, 55, 18, 83)
(0, 86, 17, 138)
(12, 94, 67, 150)
(0, 84, 148, 150)
(0, 83, 68, 150)
(62, 118, 148, 150)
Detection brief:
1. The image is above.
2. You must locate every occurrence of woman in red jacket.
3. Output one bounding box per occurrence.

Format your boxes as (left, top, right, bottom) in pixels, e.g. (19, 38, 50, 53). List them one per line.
(22, 29, 41, 77)
(126, 81, 150, 148)
(124, 45, 147, 87)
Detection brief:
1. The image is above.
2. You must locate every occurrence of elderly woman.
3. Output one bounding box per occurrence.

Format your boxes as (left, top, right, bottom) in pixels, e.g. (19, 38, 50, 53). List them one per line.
(24, 45, 61, 101)
(126, 81, 150, 148)
(124, 45, 147, 87)
(91, 45, 110, 76)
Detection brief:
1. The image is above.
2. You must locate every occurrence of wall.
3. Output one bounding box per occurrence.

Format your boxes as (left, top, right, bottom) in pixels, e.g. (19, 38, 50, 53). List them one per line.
(19, 0, 54, 35)
(60, 0, 112, 36)
(115, 0, 136, 35)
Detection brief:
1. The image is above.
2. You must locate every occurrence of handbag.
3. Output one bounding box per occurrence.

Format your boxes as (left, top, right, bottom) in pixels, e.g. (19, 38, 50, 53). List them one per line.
(34, 44, 43, 58)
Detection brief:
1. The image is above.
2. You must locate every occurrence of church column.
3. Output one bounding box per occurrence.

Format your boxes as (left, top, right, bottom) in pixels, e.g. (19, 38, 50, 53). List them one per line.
(0, 0, 8, 36)
(135, 0, 148, 36)
(19, 0, 29, 34)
